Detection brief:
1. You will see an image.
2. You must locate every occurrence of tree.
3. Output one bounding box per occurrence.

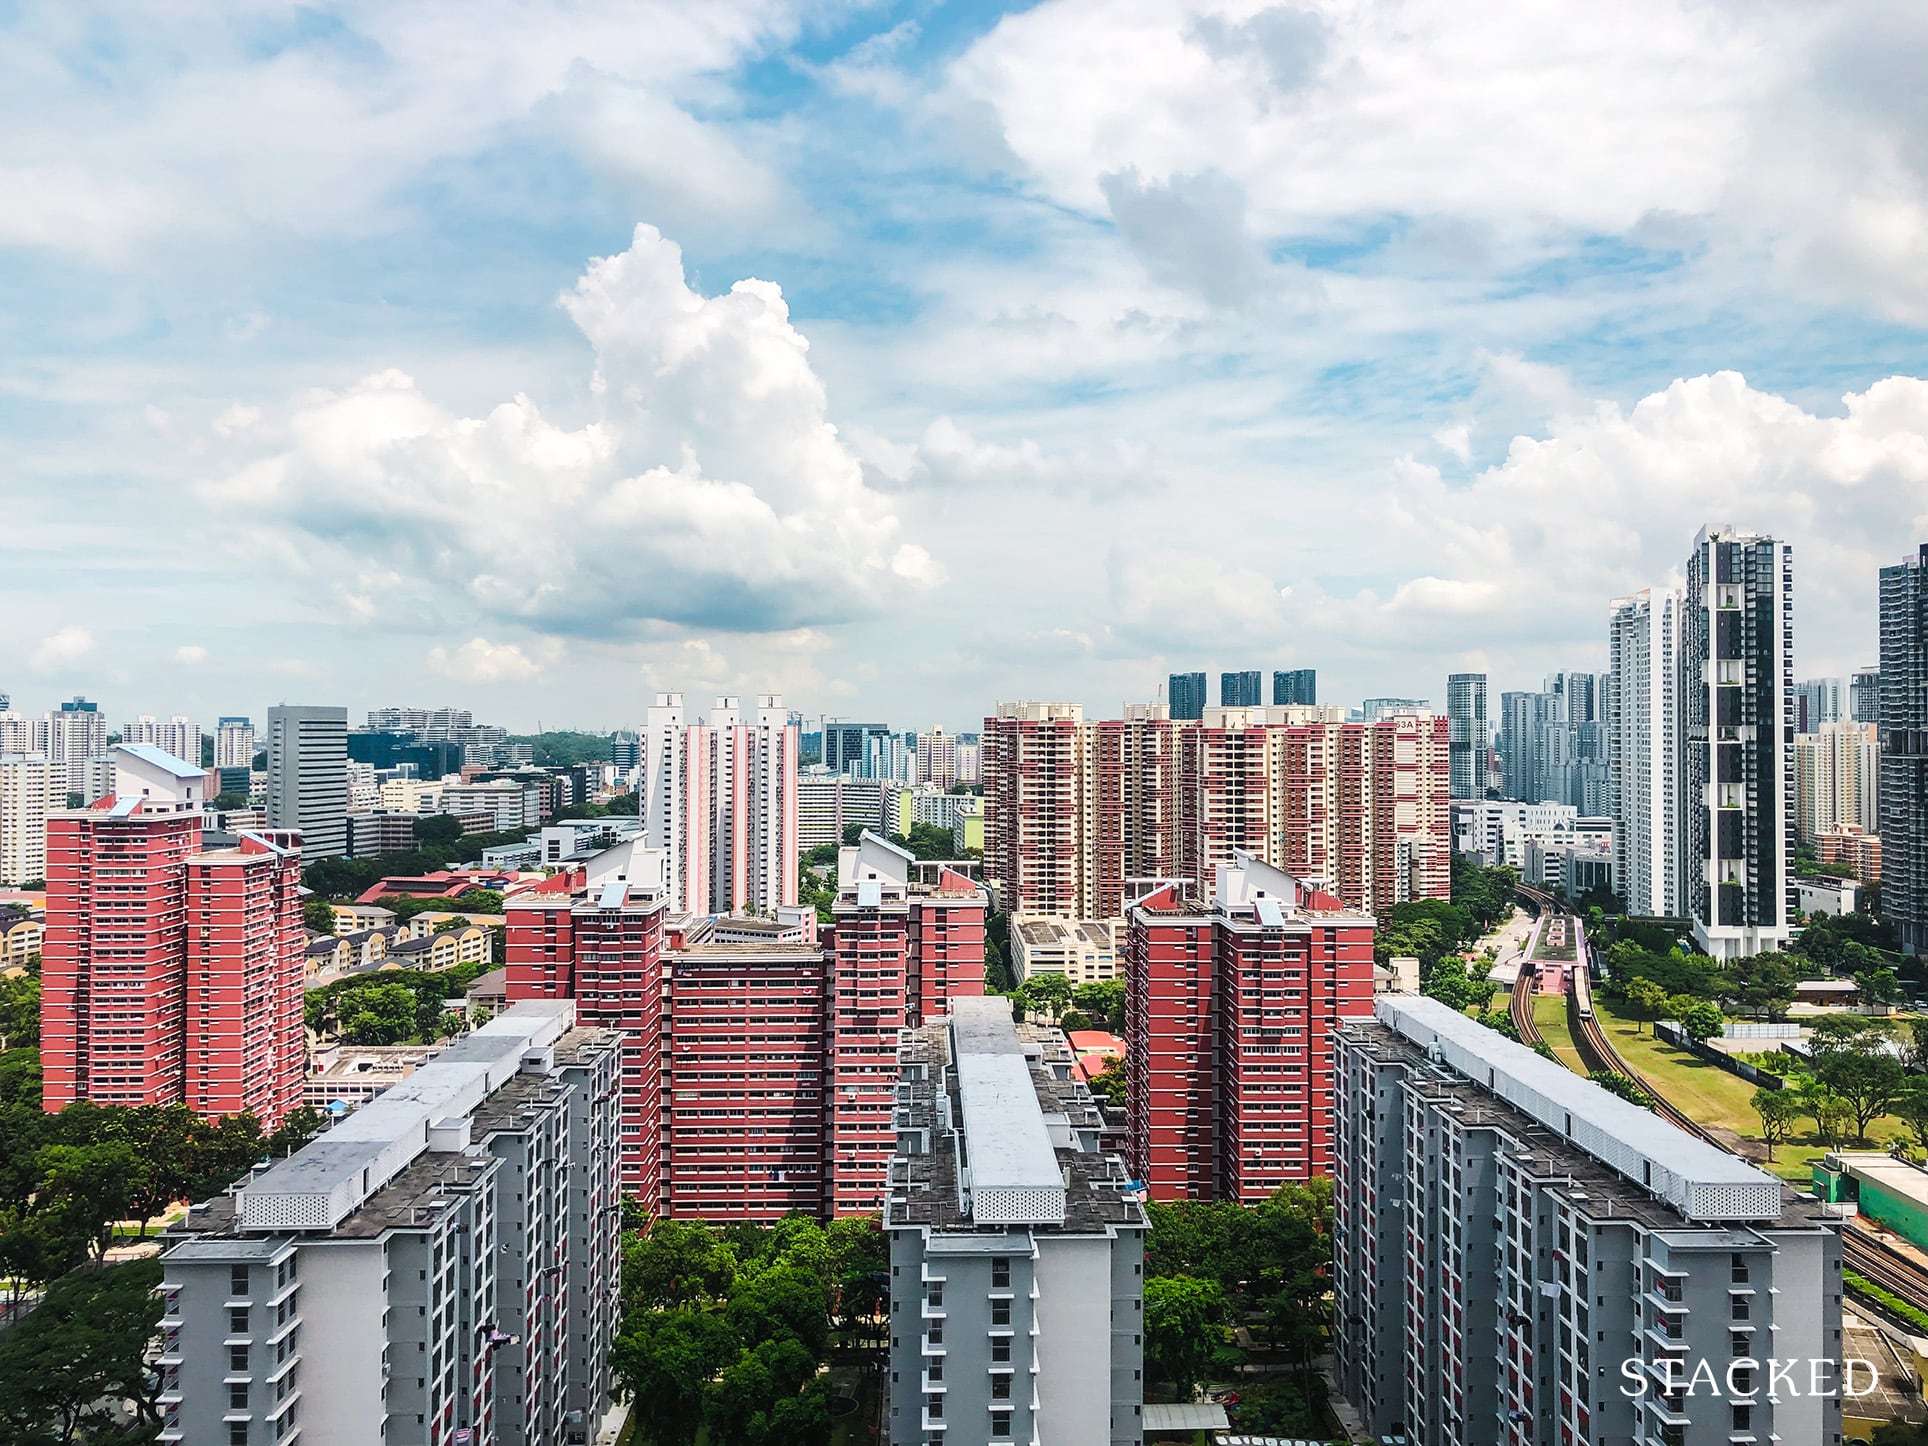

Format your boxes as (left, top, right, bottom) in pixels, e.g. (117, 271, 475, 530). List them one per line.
(1072, 979, 1127, 1034)
(0, 974, 42, 1050)
(335, 982, 422, 1045)
(1725, 953, 1798, 1020)
(1625, 979, 1669, 1035)
(1588, 1071, 1653, 1108)
(1859, 968, 1903, 1013)
(1873, 1419, 1928, 1446)
(302, 899, 337, 936)
(1752, 1088, 1801, 1161)
(34, 1141, 143, 1260)
(414, 813, 464, 846)
(1672, 998, 1725, 1042)
(624, 1220, 738, 1313)
(1143, 1275, 1230, 1398)
(613, 1309, 733, 1446)
(1019, 972, 1073, 1021)
(1892, 1079, 1928, 1151)
(1814, 1050, 1906, 1143)
(841, 823, 866, 846)
(0, 1257, 165, 1444)
(1088, 1061, 1128, 1110)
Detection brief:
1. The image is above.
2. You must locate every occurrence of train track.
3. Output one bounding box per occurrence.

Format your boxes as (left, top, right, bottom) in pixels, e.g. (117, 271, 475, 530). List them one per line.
(1517, 886, 1928, 1317)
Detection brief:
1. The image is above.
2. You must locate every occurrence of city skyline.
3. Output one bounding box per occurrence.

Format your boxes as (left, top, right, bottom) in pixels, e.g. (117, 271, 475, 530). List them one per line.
(2, 5, 1924, 729)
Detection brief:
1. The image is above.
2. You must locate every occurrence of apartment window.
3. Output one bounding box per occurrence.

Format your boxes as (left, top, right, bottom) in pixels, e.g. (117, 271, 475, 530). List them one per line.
(991, 1257, 1010, 1289)
(231, 1266, 250, 1297)
(928, 1287, 943, 1308)
(1731, 1253, 1749, 1284)
(229, 1307, 250, 1334)
(928, 1361, 943, 1382)
(990, 1339, 1010, 1363)
(229, 1346, 249, 1372)
(928, 1397, 943, 1420)
(229, 1383, 249, 1410)
(1731, 1296, 1749, 1321)
(991, 1300, 1010, 1326)
(1732, 1404, 1752, 1430)
(991, 1374, 1012, 1400)
(991, 1411, 1011, 1438)
(229, 1426, 248, 1446)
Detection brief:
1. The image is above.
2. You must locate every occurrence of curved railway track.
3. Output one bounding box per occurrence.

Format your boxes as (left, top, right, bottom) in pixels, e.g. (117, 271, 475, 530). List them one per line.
(1514, 886, 1928, 1317)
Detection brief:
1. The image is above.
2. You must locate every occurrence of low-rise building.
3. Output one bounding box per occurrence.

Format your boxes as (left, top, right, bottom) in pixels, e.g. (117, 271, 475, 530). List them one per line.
(328, 902, 398, 935)
(158, 1002, 621, 1446)
(1795, 874, 1862, 917)
(885, 997, 1147, 1446)
(0, 903, 44, 973)
(1332, 995, 1841, 1446)
(345, 809, 420, 857)
(1817, 824, 1883, 883)
(303, 1042, 444, 1110)
(1010, 913, 1122, 983)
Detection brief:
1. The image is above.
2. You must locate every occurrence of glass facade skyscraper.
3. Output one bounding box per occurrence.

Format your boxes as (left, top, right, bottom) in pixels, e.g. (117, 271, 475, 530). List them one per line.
(1168, 672, 1206, 721)
(1220, 670, 1262, 707)
(1880, 545, 1928, 956)
(1273, 669, 1317, 705)
(1446, 673, 1487, 801)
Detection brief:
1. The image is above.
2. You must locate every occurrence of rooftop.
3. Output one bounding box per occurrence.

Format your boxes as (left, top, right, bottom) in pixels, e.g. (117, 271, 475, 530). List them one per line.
(1368, 997, 1804, 1226)
(233, 1001, 575, 1233)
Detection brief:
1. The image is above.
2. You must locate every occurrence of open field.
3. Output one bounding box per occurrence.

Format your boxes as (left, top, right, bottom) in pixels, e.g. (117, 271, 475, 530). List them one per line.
(1532, 994, 1587, 1074)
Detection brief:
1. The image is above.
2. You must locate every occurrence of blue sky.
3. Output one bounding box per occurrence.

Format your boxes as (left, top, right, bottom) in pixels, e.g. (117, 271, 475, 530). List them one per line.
(2, 0, 1926, 733)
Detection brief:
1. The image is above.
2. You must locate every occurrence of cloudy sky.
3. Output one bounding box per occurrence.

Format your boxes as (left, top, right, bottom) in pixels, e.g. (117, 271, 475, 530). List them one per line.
(3, 0, 1925, 734)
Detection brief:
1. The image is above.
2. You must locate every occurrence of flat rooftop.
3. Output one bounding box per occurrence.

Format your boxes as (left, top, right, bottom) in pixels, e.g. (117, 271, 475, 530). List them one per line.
(1832, 1151, 1928, 1210)
(1345, 1017, 1830, 1233)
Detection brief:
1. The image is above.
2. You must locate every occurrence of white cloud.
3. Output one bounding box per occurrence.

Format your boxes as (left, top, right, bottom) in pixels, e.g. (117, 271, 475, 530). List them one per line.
(853, 416, 1156, 496)
(174, 645, 208, 665)
(947, 0, 1928, 321)
(29, 626, 95, 672)
(199, 224, 938, 639)
(428, 637, 546, 684)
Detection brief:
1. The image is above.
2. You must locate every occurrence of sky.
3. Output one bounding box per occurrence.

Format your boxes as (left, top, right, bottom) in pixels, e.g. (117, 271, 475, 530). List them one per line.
(2, 0, 1926, 735)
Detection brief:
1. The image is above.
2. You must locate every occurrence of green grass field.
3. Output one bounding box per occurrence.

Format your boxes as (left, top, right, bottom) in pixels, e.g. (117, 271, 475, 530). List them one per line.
(1531, 993, 1587, 1075)
(1590, 997, 1912, 1182)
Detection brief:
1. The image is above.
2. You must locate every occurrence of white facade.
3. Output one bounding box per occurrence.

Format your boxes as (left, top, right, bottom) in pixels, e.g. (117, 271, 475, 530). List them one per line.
(1009, 914, 1121, 983)
(121, 714, 202, 768)
(1794, 720, 1879, 839)
(1607, 588, 1681, 916)
(0, 712, 36, 754)
(1450, 799, 1579, 867)
(377, 778, 443, 812)
(438, 780, 539, 832)
(798, 771, 884, 848)
(215, 717, 256, 769)
(1679, 527, 1794, 960)
(0, 754, 59, 885)
(642, 692, 797, 915)
(915, 726, 958, 786)
(34, 700, 107, 762)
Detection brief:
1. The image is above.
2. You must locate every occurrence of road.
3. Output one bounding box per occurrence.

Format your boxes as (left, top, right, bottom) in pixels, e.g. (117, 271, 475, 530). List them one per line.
(1481, 905, 1536, 986)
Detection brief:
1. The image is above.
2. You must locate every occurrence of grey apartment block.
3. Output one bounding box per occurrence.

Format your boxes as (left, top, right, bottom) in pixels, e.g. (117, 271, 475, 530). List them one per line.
(1331, 996, 1842, 1446)
(1880, 545, 1928, 957)
(266, 705, 348, 861)
(158, 1002, 621, 1446)
(884, 997, 1148, 1446)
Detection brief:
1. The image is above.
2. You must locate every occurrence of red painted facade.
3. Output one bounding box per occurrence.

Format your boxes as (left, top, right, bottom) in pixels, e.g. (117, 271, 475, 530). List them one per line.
(505, 861, 988, 1219)
(1125, 871, 1374, 1202)
(43, 804, 304, 1125)
(184, 833, 305, 1124)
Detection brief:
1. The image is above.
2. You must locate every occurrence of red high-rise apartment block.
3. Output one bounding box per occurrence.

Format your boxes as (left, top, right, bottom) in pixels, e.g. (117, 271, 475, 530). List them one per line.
(184, 832, 304, 1123)
(505, 833, 988, 1219)
(42, 746, 305, 1125)
(987, 700, 1449, 916)
(1125, 851, 1374, 1202)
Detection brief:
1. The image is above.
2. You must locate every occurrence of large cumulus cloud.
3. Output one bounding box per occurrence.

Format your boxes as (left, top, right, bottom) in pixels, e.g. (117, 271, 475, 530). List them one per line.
(201, 224, 940, 638)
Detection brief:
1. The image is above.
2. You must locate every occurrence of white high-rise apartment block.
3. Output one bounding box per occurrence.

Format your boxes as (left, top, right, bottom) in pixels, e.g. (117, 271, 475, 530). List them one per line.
(34, 698, 107, 763)
(215, 716, 256, 768)
(158, 1002, 621, 1446)
(121, 715, 202, 768)
(1794, 721, 1879, 840)
(1680, 526, 1794, 959)
(641, 693, 798, 915)
(0, 712, 35, 754)
(915, 726, 958, 787)
(1607, 588, 1681, 917)
(1445, 672, 1487, 801)
(266, 706, 348, 861)
(0, 754, 59, 885)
